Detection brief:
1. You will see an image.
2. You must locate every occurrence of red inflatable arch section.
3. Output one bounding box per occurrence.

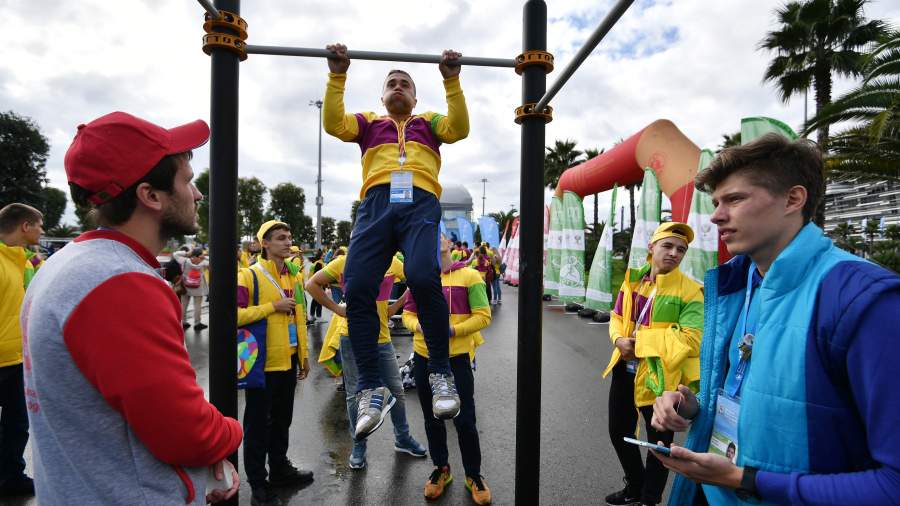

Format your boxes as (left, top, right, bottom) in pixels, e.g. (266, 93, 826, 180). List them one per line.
(554, 119, 700, 222)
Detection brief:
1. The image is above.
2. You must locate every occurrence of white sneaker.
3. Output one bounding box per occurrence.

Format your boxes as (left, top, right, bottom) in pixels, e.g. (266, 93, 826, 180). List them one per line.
(429, 373, 461, 419)
(354, 387, 396, 439)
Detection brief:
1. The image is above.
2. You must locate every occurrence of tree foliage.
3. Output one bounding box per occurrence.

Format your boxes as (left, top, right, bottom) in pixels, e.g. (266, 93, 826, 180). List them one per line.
(238, 177, 267, 240)
(350, 200, 361, 226)
(0, 111, 49, 209)
(759, 0, 887, 146)
(40, 187, 67, 230)
(719, 131, 742, 151)
(488, 208, 518, 241)
(336, 220, 352, 246)
(267, 183, 311, 243)
(544, 139, 583, 190)
(320, 216, 336, 246)
(804, 31, 900, 179)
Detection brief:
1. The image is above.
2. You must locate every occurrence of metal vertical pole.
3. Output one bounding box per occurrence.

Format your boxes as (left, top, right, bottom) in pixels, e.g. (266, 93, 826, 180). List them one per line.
(481, 177, 488, 217)
(208, 0, 240, 494)
(515, 1, 546, 503)
(311, 99, 324, 250)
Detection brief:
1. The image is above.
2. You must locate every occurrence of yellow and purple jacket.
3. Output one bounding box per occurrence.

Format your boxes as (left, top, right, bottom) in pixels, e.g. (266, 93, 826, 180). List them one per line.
(0, 242, 41, 367)
(323, 73, 469, 199)
(237, 258, 308, 371)
(603, 263, 704, 407)
(402, 261, 490, 360)
(316, 255, 405, 374)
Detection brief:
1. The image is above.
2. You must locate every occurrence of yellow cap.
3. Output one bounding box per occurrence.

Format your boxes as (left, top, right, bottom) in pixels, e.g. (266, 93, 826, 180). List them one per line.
(649, 222, 694, 246)
(290, 245, 300, 253)
(257, 219, 289, 244)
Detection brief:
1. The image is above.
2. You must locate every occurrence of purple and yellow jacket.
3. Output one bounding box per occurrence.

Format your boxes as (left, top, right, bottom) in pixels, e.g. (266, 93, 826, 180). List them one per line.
(322, 72, 469, 199)
(402, 262, 490, 360)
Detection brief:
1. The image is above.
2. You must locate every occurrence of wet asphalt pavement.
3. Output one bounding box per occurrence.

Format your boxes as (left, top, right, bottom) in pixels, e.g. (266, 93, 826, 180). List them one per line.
(10, 285, 680, 505)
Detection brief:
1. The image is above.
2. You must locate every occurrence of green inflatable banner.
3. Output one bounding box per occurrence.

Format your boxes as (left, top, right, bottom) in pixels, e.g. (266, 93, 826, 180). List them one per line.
(558, 191, 587, 303)
(543, 195, 564, 296)
(585, 184, 618, 311)
(627, 168, 662, 271)
(681, 150, 719, 284)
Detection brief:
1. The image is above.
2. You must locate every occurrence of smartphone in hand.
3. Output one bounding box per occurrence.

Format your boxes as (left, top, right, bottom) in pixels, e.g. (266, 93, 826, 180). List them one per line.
(623, 437, 672, 456)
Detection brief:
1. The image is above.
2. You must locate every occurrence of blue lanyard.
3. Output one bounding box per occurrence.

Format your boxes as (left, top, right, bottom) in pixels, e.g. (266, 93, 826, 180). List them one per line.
(727, 264, 758, 398)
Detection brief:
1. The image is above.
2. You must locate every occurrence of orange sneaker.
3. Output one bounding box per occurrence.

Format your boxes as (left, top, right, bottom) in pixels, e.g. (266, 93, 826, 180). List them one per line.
(424, 465, 453, 500)
(465, 475, 492, 505)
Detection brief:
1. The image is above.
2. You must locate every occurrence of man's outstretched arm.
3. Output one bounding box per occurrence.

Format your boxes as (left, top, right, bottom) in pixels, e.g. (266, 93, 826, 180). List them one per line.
(323, 42, 361, 142)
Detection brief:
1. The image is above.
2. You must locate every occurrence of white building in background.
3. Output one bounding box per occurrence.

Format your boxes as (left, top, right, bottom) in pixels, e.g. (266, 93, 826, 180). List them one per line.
(824, 178, 900, 236)
(439, 183, 473, 241)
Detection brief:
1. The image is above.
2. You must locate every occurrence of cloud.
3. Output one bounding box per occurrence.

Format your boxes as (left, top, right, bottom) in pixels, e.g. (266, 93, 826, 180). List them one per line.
(3, 0, 898, 231)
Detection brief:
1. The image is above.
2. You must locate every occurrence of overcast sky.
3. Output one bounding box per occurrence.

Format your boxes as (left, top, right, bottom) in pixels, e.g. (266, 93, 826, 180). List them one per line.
(4, 0, 898, 229)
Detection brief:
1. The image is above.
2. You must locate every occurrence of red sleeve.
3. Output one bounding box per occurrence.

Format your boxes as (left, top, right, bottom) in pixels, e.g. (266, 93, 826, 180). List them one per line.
(63, 273, 242, 467)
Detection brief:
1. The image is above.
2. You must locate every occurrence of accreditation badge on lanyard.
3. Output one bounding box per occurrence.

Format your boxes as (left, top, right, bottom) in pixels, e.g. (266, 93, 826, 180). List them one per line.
(390, 124, 413, 204)
(255, 265, 299, 347)
(709, 264, 757, 464)
(627, 285, 657, 374)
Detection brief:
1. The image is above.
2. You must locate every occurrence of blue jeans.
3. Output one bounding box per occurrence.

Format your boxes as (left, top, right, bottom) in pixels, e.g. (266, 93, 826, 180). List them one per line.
(340, 336, 411, 444)
(344, 185, 451, 391)
(491, 278, 501, 301)
(331, 286, 344, 304)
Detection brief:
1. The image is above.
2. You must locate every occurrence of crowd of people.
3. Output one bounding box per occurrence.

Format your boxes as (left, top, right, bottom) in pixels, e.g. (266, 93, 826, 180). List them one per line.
(0, 40, 897, 506)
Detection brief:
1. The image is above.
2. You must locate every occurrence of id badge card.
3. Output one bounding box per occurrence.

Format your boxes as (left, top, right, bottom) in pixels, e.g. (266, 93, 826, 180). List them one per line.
(626, 359, 639, 374)
(288, 323, 298, 347)
(709, 388, 740, 463)
(390, 170, 413, 204)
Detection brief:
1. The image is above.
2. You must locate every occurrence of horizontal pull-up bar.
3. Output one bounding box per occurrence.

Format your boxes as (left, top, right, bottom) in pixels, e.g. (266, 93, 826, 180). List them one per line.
(197, 0, 221, 19)
(244, 45, 517, 68)
(534, 0, 634, 112)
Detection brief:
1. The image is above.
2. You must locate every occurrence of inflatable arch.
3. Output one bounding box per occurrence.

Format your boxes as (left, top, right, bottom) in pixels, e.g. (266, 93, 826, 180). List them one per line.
(554, 119, 701, 222)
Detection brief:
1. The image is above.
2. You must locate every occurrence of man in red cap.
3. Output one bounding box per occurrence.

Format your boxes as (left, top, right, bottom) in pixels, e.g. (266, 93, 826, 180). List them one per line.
(19, 112, 242, 505)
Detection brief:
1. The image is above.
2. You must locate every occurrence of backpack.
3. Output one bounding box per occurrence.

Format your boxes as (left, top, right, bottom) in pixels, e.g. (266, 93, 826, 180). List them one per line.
(183, 268, 202, 289)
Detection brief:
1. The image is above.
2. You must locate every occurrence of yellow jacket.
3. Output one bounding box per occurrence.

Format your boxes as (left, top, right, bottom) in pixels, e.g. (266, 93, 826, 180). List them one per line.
(237, 259, 308, 371)
(402, 263, 490, 360)
(603, 264, 703, 407)
(0, 242, 39, 367)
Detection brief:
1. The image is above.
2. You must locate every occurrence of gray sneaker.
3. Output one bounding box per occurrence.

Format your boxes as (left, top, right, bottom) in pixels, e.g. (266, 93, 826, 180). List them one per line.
(354, 387, 396, 439)
(428, 373, 461, 419)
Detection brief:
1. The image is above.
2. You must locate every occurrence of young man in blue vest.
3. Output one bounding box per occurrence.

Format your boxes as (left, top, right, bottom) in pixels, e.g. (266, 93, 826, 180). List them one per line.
(650, 133, 900, 505)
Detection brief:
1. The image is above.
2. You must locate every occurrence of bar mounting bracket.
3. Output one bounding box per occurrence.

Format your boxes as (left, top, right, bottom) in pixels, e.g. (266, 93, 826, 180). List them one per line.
(514, 103, 553, 124)
(515, 50, 554, 75)
(202, 10, 248, 61)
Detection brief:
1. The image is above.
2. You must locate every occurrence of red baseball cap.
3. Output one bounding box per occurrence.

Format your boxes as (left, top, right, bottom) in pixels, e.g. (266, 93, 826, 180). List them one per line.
(64, 111, 210, 204)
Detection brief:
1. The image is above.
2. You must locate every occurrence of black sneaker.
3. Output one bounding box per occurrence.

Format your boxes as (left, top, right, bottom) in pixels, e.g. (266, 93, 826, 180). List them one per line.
(194, 323, 208, 331)
(250, 486, 282, 506)
(0, 476, 35, 497)
(605, 478, 640, 506)
(268, 462, 314, 487)
(182, 321, 191, 329)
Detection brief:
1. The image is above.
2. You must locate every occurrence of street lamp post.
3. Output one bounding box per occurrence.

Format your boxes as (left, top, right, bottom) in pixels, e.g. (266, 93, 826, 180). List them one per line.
(480, 177, 488, 217)
(310, 99, 324, 250)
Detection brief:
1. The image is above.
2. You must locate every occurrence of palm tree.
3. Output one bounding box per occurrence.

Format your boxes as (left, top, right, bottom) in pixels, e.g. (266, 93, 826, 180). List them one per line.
(719, 131, 742, 151)
(803, 31, 900, 179)
(544, 139, 583, 190)
(583, 147, 604, 235)
(489, 208, 519, 241)
(759, 0, 887, 147)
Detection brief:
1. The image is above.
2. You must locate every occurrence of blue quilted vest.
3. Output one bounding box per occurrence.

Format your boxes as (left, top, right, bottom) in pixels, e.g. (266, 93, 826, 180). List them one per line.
(668, 223, 862, 505)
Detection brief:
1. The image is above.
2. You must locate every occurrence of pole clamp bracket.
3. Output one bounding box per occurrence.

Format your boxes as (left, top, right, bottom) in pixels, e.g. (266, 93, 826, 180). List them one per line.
(202, 10, 248, 61)
(515, 103, 553, 124)
(515, 50, 554, 75)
